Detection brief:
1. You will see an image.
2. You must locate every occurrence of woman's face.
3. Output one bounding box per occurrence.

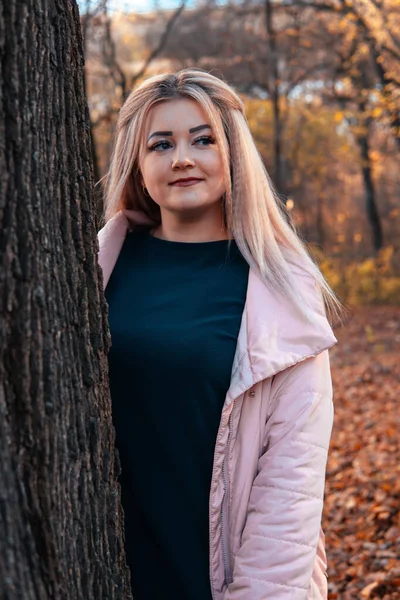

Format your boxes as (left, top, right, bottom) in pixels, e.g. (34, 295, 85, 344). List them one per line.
(140, 97, 226, 220)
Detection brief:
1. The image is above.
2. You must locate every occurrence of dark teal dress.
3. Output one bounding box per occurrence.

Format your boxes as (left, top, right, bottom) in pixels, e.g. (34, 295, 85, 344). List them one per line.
(105, 230, 249, 600)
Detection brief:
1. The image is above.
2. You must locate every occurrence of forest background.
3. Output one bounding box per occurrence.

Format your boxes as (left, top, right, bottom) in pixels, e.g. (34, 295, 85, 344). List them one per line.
(80, 1, 400, 598)
(1, 2, 397, 599)
(81, 0, 400, 307)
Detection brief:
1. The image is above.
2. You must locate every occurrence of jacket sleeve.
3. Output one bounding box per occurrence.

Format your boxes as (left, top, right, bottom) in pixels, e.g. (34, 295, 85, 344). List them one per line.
(223, 349, 334, 600)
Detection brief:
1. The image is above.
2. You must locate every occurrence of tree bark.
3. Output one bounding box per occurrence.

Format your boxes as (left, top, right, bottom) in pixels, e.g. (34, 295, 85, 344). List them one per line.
(0, 2, 131, 598)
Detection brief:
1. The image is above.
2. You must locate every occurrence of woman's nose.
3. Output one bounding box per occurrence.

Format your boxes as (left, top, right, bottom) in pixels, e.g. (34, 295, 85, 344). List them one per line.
(171, 144, 195, 169)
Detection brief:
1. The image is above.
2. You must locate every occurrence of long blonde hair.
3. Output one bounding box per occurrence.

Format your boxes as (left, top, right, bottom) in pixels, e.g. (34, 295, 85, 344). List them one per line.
(102, 68, 342, 323)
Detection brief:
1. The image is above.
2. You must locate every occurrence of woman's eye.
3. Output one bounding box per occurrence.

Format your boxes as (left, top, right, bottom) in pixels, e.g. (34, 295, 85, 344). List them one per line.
(194, 136, 215, 146)
(148, 136, 215, 152)
(149, 141, 172, 151)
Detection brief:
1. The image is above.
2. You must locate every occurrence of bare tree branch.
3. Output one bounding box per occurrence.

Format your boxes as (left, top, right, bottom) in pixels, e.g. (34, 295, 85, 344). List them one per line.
(90, 0, 186, 131)
(103, 2, 127, 99)
(286, 62, 335, 94)
(129, 1, 186, 88)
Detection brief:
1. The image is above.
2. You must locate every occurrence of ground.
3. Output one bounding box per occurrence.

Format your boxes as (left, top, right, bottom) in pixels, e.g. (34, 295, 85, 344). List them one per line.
(325, 306, 400, 599)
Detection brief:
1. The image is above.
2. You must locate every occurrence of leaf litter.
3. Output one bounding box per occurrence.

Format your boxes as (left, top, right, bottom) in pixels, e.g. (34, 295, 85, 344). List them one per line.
(325, 306, 400, 599)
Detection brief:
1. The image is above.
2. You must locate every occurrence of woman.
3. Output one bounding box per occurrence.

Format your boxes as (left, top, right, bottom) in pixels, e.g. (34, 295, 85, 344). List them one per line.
(97, 68, 339, 600)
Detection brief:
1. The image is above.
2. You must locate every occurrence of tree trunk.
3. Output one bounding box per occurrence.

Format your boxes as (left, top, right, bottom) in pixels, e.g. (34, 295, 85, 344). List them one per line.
(316, 191, 325, 250)
(357, 125, 383, 253)
(265, 0, 284, 196)
(0, 2, 131, 599)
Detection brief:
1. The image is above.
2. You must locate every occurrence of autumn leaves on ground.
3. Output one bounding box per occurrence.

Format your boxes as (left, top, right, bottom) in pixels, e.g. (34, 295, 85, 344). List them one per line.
(325, 306, 400, 599)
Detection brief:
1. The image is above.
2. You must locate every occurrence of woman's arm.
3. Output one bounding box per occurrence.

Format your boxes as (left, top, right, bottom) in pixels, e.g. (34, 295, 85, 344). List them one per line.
(223, 349, 334, 600)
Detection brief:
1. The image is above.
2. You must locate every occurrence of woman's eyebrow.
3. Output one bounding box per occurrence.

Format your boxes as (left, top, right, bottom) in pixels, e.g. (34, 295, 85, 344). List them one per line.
(148, 124, 211, 141)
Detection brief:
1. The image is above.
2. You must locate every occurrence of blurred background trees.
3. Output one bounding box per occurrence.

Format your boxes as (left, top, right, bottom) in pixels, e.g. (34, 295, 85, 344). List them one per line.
(79, 0, 400, 305)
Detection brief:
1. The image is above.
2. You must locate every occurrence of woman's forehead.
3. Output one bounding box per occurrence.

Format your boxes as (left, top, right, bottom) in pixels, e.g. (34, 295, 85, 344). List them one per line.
(145, 98, 211, 136)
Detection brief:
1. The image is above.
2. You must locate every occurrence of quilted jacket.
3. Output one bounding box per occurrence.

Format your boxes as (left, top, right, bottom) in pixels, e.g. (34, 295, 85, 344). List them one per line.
(97, 209, 337, 599)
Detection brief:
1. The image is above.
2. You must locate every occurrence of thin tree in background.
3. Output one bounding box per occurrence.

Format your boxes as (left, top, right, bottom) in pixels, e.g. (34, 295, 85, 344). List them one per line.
(265, 0, 284, 195)
(0, 2, 130, 598)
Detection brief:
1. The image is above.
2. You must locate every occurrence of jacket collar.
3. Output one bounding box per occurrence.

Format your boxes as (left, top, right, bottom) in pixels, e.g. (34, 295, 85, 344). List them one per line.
(98, 210, 337, 403)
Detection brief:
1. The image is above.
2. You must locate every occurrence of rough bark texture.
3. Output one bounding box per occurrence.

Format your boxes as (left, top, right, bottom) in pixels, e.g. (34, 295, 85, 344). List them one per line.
(0, 2, 131, 598)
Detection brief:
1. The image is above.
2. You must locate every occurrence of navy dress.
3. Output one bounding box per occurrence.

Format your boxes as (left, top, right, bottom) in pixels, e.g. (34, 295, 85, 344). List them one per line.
(105, 230, 249, 600)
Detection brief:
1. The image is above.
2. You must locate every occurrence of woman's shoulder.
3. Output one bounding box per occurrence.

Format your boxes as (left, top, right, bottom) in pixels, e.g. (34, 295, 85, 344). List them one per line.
(280, 248, 327, 316)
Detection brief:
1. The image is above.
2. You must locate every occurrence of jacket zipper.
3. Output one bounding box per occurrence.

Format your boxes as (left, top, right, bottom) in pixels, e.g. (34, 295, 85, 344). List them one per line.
(221, 399, 235, 587)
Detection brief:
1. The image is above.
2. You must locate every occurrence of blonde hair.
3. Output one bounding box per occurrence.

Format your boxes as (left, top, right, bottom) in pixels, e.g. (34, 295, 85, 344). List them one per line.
(102, 68, 342, 323)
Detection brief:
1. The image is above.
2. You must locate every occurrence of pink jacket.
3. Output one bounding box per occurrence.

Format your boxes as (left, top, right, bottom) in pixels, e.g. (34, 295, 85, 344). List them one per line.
(98, 209, 337, 600)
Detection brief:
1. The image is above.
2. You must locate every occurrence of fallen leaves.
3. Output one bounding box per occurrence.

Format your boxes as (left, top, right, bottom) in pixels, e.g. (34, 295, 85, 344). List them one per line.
(325, 306, 400, 599)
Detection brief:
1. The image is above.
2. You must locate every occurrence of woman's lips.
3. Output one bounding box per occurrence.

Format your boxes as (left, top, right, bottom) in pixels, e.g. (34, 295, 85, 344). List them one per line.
(171, 179, 203, 187)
